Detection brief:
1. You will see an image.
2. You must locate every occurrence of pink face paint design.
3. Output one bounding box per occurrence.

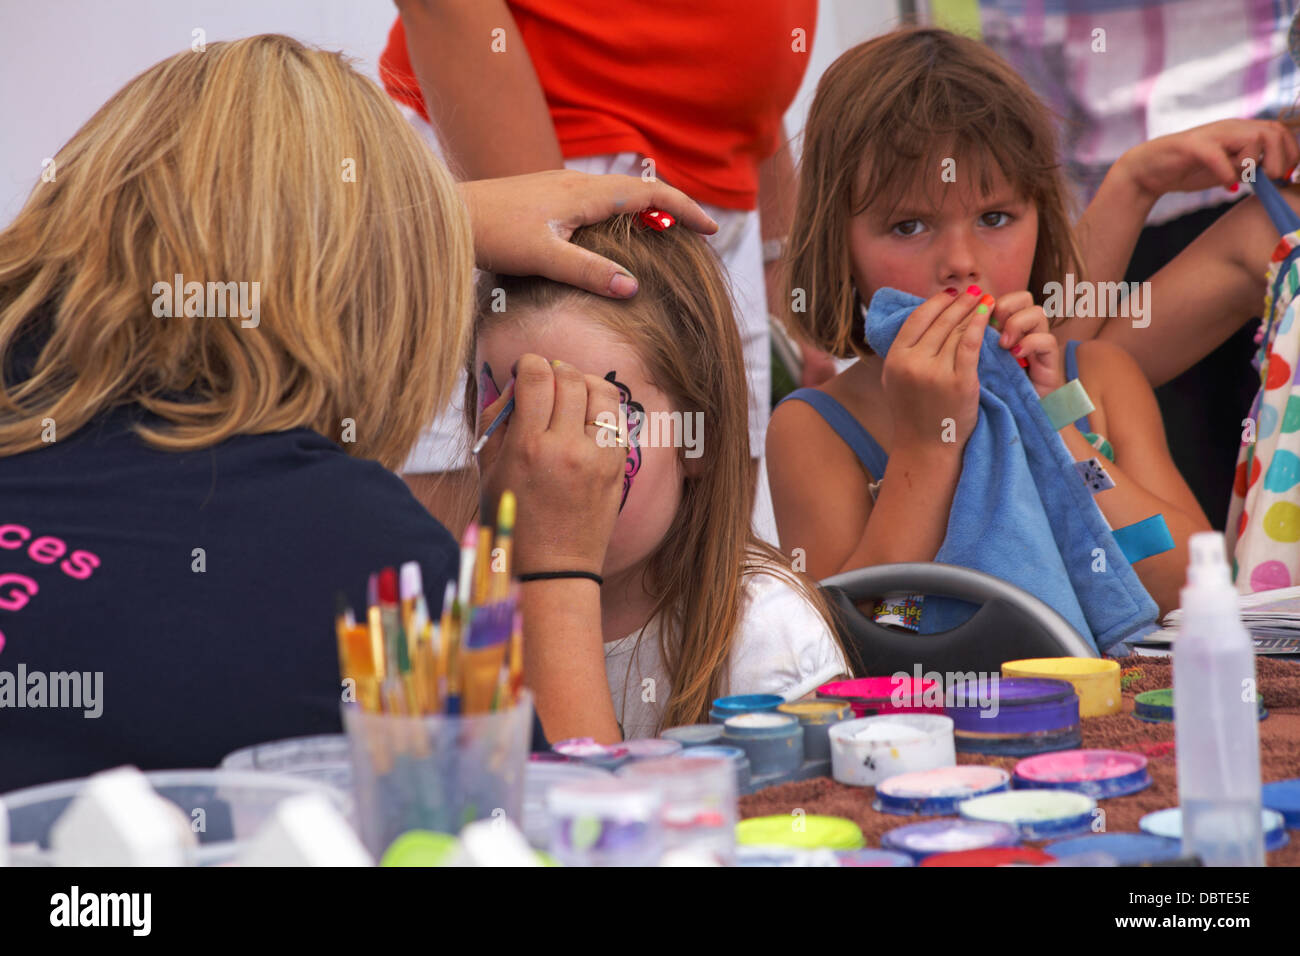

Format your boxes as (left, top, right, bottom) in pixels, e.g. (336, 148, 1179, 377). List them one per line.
(605, 371, 643, 513)
(479, 361, 502, 412)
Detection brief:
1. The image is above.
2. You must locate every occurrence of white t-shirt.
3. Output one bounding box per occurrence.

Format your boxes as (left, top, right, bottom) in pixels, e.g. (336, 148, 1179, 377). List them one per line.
(604, 567, 848, 739)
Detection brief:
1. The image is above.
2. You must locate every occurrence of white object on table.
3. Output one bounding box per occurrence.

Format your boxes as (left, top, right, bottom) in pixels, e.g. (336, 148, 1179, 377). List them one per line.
(238, 793, 371, 867)
(451, 817, 540, 867)
(50, 766, 196, 866)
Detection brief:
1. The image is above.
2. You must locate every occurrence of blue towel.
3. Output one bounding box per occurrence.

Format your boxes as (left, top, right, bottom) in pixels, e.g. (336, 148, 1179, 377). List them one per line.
(864, 288, 1159, 653)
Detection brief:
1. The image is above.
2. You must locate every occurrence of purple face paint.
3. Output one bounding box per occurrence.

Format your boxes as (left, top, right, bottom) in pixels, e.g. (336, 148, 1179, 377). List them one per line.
(479, 361, 502, 412)
(604, 371, 643, 513)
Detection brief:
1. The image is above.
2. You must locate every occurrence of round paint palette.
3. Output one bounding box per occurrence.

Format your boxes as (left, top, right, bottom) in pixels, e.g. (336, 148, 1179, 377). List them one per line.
(1140, 807, 1290, 852)
(1013, 749, 1151, 799)
(880, 818, 1020, 861)
(829, 714, 956, 787)
(1045, 832, 1182, 865)
(736, 814, 864, 851)
(958, 789, 1097, 840)
(661, 724, 726, 748)
(874, 765, 1010, 816)
(835, 848, 915, 867)
(817, 676, 944, 717)
(920, 847, 1056, 867)
(1262, 779, 1300, 829)
(948, 678, 1081, 757)
(1134, 688, 1267, 723)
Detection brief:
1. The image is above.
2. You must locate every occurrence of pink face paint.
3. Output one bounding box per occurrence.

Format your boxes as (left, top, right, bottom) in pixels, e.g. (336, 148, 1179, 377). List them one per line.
(604, 371, 642, 513)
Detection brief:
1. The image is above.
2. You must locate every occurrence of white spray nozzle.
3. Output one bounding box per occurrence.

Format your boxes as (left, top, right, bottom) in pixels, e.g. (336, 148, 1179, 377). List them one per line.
(1185, 531, 1230, 589)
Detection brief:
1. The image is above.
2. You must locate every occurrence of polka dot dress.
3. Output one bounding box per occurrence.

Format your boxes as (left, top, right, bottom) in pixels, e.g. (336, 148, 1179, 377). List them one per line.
(1228, 232, 1300, 592)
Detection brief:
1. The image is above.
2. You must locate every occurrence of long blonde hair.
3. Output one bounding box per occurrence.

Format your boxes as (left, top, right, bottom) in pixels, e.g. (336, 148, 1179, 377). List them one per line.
(470, 216, 851, 729)
(0, 34, 473, 469)
(784, 26, 1086, 358)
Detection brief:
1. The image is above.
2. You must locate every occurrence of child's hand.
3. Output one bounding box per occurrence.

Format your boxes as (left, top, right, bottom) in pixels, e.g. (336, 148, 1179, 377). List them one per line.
(882, 287, 988, 452)
(991, 291, 1063, 398)
(1114, 119, 1300, 200)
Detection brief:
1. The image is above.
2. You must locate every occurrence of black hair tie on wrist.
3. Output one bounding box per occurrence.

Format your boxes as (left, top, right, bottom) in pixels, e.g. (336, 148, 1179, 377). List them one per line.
(517, 570, 604, 585)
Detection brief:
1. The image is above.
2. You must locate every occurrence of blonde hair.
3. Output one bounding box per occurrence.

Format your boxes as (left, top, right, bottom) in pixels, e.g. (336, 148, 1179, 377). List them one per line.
(0, 34, 473, 469)
(469, 216, 853, 729)
(785, 26, 1086, 358)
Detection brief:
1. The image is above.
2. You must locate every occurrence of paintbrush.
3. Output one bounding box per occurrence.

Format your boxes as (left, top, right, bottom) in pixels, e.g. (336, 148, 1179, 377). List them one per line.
(492, 490, 515, 602)
(470, 395, 514, 456)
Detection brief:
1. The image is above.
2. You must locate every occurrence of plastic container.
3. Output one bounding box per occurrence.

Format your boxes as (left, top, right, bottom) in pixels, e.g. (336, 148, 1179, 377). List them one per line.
(947, 678, 1081, 756)
(681, 745, 751, 795)
(1172, 532, 1265, 867)
(551, 737, 630, 771)
(709, 694, 784, 724)
(618, 739, 684, 762)
(618, 756, 737, 863)
(342, 691, 533, 858)
(1, 769, 350, 866)
(1140, 807, 1289, 853)
(522, 760, 611, 849)
(829, 714, 955, 787)
(777, 700, 852, 762)
(547, 778, 664, 866)
(817, 676, 944, 717)
(1045, 833, 1182, 865)
(1002, 658, 1122, 717)
(1012, 749, 1151, 799)
(881, 819, 1019, 861)
(661, 725, 726, 748)
(220, 733, 353, 792)
(736, 814, 864, 851)
(874, 766, 1010, 817)
(958, 790, 1097, 841)
(721, 712, 803, 777)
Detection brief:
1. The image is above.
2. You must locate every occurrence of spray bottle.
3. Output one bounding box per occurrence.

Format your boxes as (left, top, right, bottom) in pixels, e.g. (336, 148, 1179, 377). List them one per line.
(1173, 531, 1264, 866)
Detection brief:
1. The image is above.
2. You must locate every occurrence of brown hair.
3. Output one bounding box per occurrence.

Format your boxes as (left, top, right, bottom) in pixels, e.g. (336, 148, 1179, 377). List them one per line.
(0, 34, 473, 469)
(785, 26, 1086, 358)
(469, 216, 852, 729)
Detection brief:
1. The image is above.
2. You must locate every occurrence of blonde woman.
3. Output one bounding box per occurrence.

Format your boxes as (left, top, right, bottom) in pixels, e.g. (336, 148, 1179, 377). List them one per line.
(0, 34, 713, 790)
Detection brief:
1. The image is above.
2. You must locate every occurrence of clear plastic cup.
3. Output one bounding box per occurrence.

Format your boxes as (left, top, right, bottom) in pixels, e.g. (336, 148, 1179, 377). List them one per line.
(0, 769, 349, 866)
(342, 691, 533, 858)
(220, 734, 353, 792)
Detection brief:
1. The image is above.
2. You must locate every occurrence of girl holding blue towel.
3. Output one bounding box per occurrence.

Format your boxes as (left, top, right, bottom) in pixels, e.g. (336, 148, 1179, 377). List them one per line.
(767, 27, 1230, 648)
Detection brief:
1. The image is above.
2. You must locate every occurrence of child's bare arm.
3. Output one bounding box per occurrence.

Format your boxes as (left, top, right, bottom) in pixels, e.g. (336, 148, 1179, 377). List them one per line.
(1069, 341, 1211, 617)
(1092, 188, 1300, 385)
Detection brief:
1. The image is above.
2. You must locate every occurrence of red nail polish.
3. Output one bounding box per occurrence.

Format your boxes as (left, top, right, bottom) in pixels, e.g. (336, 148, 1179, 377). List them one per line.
(1229, 183, 1240, 193)
(966, 285, 982, 297)
(1287, 165, 1298, 182)
(1011, 345, 1023, 355)
(1017, 356, 1030, 369)
(945, 287, 959, 296)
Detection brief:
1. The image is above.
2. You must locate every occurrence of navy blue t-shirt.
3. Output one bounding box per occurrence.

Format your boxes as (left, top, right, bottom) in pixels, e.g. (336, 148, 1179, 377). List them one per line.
(0, 402, 459, 792)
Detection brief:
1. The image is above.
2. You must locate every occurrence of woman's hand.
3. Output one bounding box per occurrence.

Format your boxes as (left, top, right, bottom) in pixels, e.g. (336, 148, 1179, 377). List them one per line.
(883, 287, 988, 451)
(475, 353, 626, 575)
(459, 171, 718, 298)
(1113, 119, 1300, 200)
(992, 291, 1063, 397)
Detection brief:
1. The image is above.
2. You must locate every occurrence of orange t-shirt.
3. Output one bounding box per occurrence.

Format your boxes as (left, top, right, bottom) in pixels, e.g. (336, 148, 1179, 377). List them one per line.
(379, 1, 816, 210)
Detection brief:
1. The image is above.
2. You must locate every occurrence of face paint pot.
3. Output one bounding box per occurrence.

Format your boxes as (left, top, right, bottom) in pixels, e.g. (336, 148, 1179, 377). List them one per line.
(881, 818, 1020, 861)
(618, 756, 736, 863)
(523, 760, 611, 849)
(661, 725, 726, 749)
(874, 765, 1010, 816)
(736, 814, 864, 851)
(1013, 749, 1151, 799)
(721, 712, 803, 778)
(1140, 807, 1290, 852)
(546, 779, 665, 867)
(618, 738, 683, 762)
(1135, 687, 1267, 723)
(709, 694, 784, 724)
(777, 700, 852, 762)
(829, 714, 956, 787)
(919, 846, 1056, 867)
(948, 678, 1081, 756)
(1002, 657, 1122, 717)
(957, 789, 1097, 841)
(817, 677, 944, 717)
(835, 848, 915, 867)
(682, 745, 751, 795)
(1262, 779, 1300, 830)
(551, 737, 630, 771)
(1045, 833, 1183, 866)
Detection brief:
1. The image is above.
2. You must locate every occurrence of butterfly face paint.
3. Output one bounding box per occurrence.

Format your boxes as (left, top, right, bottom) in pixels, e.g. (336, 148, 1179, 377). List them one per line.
(605, 371, 643, 513)
(479, 361, 502, 412)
